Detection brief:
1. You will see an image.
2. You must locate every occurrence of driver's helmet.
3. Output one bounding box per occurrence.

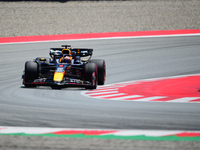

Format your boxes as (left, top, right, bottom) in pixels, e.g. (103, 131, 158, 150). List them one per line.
(63, 56, 71, 63)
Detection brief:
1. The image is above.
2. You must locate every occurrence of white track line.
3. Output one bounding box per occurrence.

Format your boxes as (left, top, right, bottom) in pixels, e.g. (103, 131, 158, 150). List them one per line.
(110, 95, 143, 100)
(168, 97, 200, 103)
(133, 96, 167, 102)
(99, 93, 126, 98)
(86, 88, 119, 93)
(86, 91, 118, 96)
(1, 33, 200, 45)
(1, 126, 200, 137)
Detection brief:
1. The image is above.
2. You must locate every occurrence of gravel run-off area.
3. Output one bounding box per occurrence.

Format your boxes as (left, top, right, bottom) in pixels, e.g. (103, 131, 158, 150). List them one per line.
(0, 0, 200, 150)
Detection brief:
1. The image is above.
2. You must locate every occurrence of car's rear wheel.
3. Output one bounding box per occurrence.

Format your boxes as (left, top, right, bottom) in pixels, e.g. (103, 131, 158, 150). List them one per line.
(84, 63, 98, 89)
(89, 59, 106, 85)
(24, 61, 39, 87)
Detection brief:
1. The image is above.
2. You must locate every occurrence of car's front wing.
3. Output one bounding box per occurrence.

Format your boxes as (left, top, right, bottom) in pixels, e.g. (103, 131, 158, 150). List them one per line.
(23, 77, 93, 87)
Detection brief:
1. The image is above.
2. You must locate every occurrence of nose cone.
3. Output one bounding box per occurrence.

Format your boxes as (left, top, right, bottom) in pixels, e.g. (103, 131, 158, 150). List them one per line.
(53, 72, 65, 81)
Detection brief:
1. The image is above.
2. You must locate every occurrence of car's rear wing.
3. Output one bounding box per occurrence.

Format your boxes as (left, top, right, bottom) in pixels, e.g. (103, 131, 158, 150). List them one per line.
(50, 48, 93, 57)
(72, 48, 93, 57)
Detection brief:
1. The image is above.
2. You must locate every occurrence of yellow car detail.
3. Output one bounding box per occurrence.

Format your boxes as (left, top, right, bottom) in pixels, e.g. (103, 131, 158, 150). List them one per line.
(53, 72, 65, 82)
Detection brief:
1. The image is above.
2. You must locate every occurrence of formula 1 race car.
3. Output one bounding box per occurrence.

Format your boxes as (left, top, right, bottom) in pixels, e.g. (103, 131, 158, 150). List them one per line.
(22, 44, 106, 89)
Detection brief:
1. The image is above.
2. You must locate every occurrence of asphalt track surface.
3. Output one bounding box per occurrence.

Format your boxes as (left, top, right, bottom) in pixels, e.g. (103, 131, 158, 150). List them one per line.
(0, 35, 200, 131)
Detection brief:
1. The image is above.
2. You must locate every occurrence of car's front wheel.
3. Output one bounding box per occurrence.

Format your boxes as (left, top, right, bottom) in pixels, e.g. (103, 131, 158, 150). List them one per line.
(24, 61, 39, 87)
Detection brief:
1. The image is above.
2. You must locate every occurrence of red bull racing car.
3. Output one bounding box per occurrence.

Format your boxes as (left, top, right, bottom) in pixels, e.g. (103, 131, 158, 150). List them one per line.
(22, 44, 106, 89)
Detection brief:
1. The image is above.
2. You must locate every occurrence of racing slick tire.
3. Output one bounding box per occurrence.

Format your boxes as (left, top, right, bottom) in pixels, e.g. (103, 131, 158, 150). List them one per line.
(84, 63, 98, 89)
(89, 59, 106, 85)
(24, 61, 39, 87)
